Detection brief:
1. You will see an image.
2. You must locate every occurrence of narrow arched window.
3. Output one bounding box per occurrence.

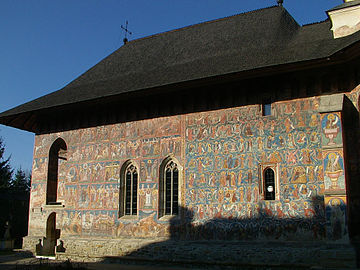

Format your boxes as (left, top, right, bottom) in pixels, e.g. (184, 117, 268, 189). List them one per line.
(264, 168, 275, 200)
(47, 138, 67, 205)
(159, 160, 179, 217)
(120, 162, 138, 217)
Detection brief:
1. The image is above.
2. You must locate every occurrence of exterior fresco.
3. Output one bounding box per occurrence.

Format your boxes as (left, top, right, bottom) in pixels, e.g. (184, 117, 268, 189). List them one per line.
(25, 88, 360, 251)
(325, 196, 348, 241)
(323, 150, 345, 192)
(321, 112, 343, 148)
(319, 109, 349, 242)
(184, 99, 326, 240)
(29, 116, 183, 239)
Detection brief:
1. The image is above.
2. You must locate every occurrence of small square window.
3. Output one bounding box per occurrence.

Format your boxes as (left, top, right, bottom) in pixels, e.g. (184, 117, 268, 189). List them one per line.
(262, 103, 272, 116)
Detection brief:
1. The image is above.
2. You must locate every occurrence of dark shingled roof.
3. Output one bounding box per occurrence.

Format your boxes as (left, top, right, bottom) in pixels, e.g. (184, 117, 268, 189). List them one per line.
(1, 5, 360, 129)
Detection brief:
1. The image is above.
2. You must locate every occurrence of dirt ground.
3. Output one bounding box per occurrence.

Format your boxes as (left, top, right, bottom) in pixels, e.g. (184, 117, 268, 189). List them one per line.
(0, 250, 358, 270)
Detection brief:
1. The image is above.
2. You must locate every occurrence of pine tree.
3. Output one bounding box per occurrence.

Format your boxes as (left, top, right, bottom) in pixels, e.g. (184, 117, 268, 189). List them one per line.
(11, 168, 31, 192)
(8, 168, 30, 243)
(0, 137, 12, 189)
(0, 137, 30, 244)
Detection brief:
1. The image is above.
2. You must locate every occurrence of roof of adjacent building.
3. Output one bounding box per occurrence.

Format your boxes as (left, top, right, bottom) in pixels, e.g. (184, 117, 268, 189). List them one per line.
(1, 4, 360, 128)
(327, 0, 360, 12)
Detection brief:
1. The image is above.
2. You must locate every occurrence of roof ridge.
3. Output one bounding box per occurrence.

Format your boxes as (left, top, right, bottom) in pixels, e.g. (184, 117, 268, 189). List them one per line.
(125, 5, 280, 45)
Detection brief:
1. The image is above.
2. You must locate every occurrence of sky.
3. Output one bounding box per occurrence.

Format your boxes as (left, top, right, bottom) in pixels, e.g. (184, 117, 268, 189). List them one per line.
(0, 0, 344, 172)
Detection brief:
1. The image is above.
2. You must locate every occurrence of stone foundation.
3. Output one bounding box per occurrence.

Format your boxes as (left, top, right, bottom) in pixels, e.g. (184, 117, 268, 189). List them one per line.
(23, 236, 357, 268)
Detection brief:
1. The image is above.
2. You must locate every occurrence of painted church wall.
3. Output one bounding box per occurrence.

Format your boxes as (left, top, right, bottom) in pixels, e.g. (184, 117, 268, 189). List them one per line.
(183, 99, 327, 241)
(27, 85, 360, 243)
(29, 116, 183, 238)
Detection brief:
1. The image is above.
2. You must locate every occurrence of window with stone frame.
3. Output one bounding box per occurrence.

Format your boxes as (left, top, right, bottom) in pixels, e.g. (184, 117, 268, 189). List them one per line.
(119, 162, 138, 217)
(159, 159, 179, 218)
(259, 163, 279, 201)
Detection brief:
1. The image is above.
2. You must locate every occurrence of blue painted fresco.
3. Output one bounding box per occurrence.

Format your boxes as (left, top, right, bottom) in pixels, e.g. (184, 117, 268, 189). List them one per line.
(184, 100, 326, 240)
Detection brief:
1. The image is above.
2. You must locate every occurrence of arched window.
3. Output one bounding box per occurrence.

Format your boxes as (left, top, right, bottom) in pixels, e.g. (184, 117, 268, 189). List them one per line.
(159, 159, 179, 217)
(47, 138, 67, 205)
(259, 163, 279, 201)
(119, 162, 138, 217)
(264, 168, 275, 200)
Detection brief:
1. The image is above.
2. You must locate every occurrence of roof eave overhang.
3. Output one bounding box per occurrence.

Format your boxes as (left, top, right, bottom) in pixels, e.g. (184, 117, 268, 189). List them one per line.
(2, 39, 360, 134)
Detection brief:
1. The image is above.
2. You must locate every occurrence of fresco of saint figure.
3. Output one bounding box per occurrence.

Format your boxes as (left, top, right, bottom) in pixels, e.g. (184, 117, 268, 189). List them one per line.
(322, 113, 342, 147)
(324, 152, 344, 190)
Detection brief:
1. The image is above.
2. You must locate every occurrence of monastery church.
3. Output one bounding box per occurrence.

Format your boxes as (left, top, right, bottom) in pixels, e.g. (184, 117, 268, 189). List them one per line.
(1, 0, 360, 267)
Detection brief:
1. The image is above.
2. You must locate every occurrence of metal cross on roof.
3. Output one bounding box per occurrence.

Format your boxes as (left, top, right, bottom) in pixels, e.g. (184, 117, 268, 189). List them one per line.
(277, 0, 284, 6)
(121, 21, 132, 45)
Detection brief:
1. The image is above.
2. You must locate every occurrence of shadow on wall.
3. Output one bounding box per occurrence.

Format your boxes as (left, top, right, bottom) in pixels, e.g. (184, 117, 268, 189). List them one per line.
(342, 96, 360, 242)
(100, 195, 351, 266)
(167, 197, 326, 242)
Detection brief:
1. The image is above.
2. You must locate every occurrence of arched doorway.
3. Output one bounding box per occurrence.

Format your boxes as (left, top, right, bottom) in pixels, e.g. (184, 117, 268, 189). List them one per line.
(42, 212, 59, 256)
(47, 138, 67, 205)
